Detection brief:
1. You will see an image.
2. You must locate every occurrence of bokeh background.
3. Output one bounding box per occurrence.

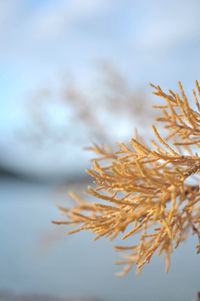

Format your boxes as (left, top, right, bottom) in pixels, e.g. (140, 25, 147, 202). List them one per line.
(0, 0, 200, 300)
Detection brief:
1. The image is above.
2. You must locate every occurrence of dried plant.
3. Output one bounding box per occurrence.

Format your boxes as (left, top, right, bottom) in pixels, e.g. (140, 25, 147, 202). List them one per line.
(53, 81, 200, 275)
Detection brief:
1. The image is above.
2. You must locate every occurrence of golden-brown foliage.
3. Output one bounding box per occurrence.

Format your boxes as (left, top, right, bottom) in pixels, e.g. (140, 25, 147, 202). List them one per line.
(53, 81, 200, 275)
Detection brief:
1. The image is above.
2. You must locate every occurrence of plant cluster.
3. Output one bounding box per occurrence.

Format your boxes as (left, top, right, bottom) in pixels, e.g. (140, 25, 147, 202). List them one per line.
(53, 81, 200, 275)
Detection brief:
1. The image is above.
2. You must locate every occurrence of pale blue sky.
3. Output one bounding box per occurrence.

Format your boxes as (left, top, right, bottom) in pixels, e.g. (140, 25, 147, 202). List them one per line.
(1, 0, 200, 176)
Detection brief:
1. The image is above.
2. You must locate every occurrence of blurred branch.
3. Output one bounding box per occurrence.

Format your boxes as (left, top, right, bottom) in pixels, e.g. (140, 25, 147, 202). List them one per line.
(21, 62, 155, 149)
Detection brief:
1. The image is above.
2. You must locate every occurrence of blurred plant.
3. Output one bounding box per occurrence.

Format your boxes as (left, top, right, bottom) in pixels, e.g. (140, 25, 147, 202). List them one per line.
(53, 81, 200, 275)
(23, 63, 153, 148)
(194, 291, 200, 301)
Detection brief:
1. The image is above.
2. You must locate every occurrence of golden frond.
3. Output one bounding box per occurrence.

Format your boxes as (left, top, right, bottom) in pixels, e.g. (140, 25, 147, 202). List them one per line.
(53, 81, 200, 275)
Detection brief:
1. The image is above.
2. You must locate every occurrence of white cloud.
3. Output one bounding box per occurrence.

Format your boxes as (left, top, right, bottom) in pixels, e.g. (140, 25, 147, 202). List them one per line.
(0, 0, 111, 59)
(0, 0, 18, 24)
(134, 0, 200, 54)
(31, 0, 110, 40)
